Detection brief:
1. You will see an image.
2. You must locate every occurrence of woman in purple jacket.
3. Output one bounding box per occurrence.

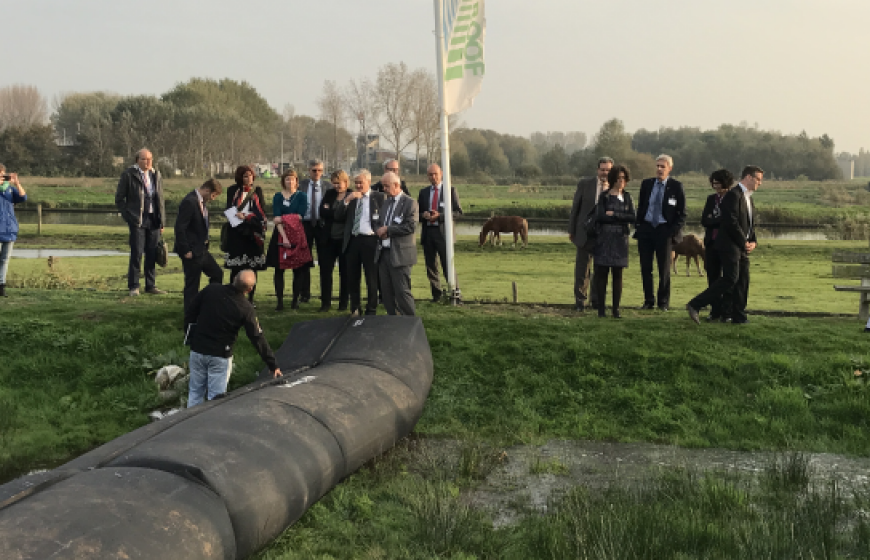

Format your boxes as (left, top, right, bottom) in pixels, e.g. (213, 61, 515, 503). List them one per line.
(0, 165, 26, 297)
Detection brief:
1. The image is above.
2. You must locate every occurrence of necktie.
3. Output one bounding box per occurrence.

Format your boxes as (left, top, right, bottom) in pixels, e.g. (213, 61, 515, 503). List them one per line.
(352, 198, 363, 235)
(385, 197, 397, 226)
(430, 186, 439, 224)
(312, 182, 319, 221)
(200, 198, 208, 228)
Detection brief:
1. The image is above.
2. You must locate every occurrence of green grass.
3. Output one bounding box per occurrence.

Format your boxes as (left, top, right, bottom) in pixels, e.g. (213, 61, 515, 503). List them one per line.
(17, 174, 870, 226)
(8, 225, 869, 313)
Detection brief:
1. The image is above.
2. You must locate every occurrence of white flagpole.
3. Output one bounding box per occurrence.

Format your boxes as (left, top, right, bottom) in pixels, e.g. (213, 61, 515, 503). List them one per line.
(434, 0, 459, 304)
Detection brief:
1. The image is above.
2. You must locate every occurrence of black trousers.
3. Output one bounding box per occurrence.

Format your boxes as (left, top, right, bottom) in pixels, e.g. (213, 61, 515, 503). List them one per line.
(345, 235, 379, 314)
(302, 221, 329, 299)
(181, 251, 223, 312)
(593, 265, 623, 315)
(637, 224, 673, 307)
(127, 216, 160, 290)
(689, 250, 750, 322)
(319, 237, 349, 308)
(703, 245, 724, 318)
(273, 267, 309, 304)
(422, 226, 449, 299)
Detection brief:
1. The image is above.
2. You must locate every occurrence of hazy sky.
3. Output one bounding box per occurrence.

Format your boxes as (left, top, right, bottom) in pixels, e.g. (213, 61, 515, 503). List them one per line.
(5, 0, 869, 153)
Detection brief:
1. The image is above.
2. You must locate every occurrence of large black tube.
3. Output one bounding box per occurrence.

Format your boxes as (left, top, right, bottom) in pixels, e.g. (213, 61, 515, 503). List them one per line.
(0, 316, 433, 559)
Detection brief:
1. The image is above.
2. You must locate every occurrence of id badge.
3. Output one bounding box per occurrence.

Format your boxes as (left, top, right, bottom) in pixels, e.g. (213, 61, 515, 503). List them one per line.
(668, 197, 677, 206)
(283, 200, 290, 206)
(394, 216, 403, 224)
(372, 212, 380, 222)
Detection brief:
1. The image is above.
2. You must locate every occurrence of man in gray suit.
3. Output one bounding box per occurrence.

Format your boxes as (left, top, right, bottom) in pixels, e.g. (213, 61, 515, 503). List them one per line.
(375, 172, 419, 316)
(568, 156, 613, 311)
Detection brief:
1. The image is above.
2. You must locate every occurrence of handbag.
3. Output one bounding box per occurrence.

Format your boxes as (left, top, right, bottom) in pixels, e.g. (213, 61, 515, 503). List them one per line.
(156, 233, 169, 267)
(584, 204, 599, 239)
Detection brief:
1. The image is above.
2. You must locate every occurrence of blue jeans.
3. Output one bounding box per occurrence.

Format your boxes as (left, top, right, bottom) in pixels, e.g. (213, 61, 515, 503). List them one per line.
(0, 241, 13, 284)
(187, 351, 233, 407)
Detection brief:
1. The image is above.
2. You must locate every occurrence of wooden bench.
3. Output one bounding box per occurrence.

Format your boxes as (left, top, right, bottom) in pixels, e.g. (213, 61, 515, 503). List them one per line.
(832, 250, 870, 321)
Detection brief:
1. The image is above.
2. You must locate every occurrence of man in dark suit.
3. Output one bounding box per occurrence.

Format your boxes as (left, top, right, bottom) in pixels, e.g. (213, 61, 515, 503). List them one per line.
(371, 159, 410, 195)
(687, 166, 763, 325)
(568, 156, 613, 311)
(299, 159, 332, 303)
(174, 179, 224, 313)
(634, 154, 686, 310)
(375, 172, 419, 315)
(115, 148, 167, 297)
(417, 163, 462, 302)
(334, 170, 386, 315)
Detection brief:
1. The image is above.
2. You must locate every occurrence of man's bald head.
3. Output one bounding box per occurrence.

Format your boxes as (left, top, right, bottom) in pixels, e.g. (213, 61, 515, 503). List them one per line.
(427, 164, 442, 186)
(233, 269, 257, 294)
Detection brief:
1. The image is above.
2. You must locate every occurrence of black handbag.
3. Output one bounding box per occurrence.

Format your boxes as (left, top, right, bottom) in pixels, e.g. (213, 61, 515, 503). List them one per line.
(156, 233, 169, 267)
(584, 204, 599, 239)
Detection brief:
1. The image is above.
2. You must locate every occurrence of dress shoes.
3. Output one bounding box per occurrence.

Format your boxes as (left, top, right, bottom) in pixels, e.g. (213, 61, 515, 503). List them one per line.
(145, 287, 166, 295)
(612, 309, 622, 319)
(640, 302, 655, 310)
(318, 305, 331, 312)
(657, 305, 669, 312)
(129, 288, 140, 297)
(574, 301, 585, 312)
(337, 305, 348, 312)
(300, 295, 310, 303)
(686, 304, 700, 325)
(731, 318, 750, 324)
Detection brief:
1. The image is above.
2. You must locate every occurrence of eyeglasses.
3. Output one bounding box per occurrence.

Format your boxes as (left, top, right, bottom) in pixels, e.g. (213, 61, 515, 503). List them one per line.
(386, 167, 399, 172)
(311, 168, 324, 173)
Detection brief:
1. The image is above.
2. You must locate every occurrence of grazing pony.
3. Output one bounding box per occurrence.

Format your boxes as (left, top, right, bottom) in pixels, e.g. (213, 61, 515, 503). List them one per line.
(671, 233, 706, 276)
(479, 216, 529, 248)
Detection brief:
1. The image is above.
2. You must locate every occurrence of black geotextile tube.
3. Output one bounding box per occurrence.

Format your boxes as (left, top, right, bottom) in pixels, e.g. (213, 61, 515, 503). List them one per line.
(0, 315, 433, 560)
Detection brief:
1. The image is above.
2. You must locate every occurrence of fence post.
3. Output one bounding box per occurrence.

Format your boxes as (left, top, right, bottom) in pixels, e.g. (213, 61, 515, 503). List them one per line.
(37, 203, 42, 236)
(512, 281, 518, 304)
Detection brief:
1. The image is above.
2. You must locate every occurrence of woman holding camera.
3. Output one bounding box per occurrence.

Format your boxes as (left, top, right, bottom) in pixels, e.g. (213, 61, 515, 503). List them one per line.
(0, 165, 26, 297)
(700, 169, 735, 321)
(592, 164, 635, 318)
(224, 165, 267, 305)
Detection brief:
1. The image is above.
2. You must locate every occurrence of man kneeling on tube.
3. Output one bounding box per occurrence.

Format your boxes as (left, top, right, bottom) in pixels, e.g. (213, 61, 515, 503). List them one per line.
(185, 269, 282, 406)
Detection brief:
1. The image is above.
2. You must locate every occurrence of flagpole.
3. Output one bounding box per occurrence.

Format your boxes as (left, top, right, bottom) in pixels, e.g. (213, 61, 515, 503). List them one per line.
(434, 0, 459, 304)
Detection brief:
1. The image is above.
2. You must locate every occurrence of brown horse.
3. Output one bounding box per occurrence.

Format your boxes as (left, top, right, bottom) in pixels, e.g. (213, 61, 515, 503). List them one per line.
(479, 216, 529, 248)
(671, 233, 706, 276)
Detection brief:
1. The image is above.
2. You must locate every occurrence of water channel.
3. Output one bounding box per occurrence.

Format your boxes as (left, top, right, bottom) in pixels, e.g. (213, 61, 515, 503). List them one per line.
(15, 210, 836, 241)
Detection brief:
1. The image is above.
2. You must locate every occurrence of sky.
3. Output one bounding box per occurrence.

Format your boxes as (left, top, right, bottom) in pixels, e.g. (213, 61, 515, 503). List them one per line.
(5, 0, 869, 154)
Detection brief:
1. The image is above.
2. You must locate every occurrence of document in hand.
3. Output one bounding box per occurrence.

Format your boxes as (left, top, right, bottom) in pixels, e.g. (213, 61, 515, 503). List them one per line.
(224, 207, 243, 227)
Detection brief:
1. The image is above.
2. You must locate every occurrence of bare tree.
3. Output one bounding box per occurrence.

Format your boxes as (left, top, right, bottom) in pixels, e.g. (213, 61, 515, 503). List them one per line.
(345, 78, 379, 169)
(409, 70, 440, 174)
(316, 80, 346, 169)
(372, 62, 418, 162)
(0, 85, 48, 131)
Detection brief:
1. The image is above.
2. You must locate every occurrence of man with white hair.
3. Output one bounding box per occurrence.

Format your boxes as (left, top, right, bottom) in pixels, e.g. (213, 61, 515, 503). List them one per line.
(371, 159, 409, 195)
(335, 169, 386, 315)
(634, 154, 686, 311)
(184, 269, 281, 407)
(115, 148, 166, 297)
(374, 171, 418, 315)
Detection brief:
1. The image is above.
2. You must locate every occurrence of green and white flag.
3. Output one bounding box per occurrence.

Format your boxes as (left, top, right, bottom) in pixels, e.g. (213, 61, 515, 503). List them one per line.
(441, 0, 486, 115)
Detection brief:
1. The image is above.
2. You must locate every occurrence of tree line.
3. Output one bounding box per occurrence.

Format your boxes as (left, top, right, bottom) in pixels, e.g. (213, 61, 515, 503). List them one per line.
(0, 77, 849, 183)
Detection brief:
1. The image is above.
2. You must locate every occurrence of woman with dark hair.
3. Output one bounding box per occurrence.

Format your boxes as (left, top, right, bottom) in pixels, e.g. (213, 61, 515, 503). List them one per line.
(700, 168, 735, 321)
(592, 164, 635, 318)
(266, 168, 309, 310)
(224, 165, 267, 304)
(318, 170, 352, 311)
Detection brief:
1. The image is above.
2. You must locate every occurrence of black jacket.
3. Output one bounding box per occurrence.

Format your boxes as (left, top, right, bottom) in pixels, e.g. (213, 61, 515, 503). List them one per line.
(174, 190, 211, 257)
(715, 185, 757, 257)
(320, 188, 352, 240)
(417, 184, 462, 241)
(596, 190, 635, 233)
(333, 191, 387, 254)
(185, 283, 278, 371)
(634, 177, 686, 242)
(700, 192, 724, 249)
(372, 179, 409, 196)
(115, 165, 166, 228)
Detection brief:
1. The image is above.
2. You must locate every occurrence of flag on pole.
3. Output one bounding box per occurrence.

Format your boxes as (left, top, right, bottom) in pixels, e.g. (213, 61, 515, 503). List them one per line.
(441, 0, 486, 115)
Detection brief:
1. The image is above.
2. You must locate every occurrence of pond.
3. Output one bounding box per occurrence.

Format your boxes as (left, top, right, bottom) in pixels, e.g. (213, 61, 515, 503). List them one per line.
(15, 210, 836, 241)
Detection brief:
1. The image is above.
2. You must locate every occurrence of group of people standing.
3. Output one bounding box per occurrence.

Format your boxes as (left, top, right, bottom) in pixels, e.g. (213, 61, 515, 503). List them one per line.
(570, 154, 762, 323)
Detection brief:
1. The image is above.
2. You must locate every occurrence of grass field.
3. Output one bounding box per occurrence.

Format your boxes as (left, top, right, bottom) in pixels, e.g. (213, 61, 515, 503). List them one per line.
(16, 174, 870, 227)
(7, 224, 869, 313)
(4, 225, 870, 558)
